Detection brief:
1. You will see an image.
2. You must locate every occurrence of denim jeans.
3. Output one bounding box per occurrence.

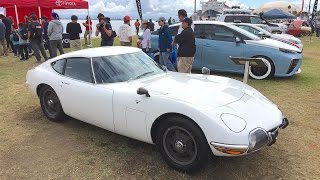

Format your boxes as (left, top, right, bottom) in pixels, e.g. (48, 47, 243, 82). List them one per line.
(159, 52, 176, 71)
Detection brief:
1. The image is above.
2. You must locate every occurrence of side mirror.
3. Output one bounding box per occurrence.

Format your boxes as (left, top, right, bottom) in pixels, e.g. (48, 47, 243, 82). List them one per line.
(137, 87, 150, 97)
(235, 36, 242, 43)
(202, 67, 211, 75)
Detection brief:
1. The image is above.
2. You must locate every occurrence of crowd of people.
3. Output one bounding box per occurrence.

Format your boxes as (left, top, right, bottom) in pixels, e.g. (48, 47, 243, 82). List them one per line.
(1, 10, 196, 74)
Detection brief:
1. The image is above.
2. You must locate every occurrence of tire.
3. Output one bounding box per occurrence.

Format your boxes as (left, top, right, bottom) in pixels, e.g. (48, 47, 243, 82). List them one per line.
(156, 116, 210, 173)
(39, 85, 65, 122)
(249, 56, 274, 80)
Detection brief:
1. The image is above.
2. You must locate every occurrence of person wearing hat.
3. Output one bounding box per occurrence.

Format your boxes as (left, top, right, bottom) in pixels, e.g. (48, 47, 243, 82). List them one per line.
(48, 12, 64, 58)
(95, 17, 114, 46)
(67, 15, 82, 51)
(140, 20, 151, 55)
(157, 17, 176, 71)
(28, 15, 48, 62)
(173, 18, 196, 73)
(97, 13, 105, 22)
(118, 15, 132, 46)
(40, 16, 52, 57)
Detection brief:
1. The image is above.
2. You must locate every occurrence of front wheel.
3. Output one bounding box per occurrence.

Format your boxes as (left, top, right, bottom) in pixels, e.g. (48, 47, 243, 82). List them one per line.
(156, 116, 211, 173)
(40, 85, 65, 122)
(249, 57, 274, 80)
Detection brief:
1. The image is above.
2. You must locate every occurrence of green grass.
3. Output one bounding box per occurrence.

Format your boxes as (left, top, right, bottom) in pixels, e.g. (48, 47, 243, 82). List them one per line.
(0, 36, 319, 179)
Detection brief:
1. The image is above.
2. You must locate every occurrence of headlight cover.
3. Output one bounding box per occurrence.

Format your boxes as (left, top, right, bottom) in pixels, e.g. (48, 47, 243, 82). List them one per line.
(279, 48, 297, 54)
(248, 128, 270, 152)
(220, 114, 247, 133)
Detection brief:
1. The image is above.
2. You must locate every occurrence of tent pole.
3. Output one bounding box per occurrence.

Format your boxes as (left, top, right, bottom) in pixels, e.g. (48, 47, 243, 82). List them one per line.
(14, 5, 19, 26)
(38, 6, 42, 24)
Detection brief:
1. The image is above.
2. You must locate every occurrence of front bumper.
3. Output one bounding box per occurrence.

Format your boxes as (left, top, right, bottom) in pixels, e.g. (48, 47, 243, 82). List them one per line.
(210, 117, 289, 156)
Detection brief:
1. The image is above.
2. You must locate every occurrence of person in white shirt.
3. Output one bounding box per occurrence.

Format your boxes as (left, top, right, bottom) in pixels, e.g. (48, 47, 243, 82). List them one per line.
(177, 9, 194, 35)
(140, 20, 151, 54)
(118, 15, 132, 46)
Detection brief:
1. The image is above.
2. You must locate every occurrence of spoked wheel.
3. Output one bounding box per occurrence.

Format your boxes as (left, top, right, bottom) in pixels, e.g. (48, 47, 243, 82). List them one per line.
(40, 85, 65, 122)
(156, 116, 210, 173)
(249, 57, 274, 80)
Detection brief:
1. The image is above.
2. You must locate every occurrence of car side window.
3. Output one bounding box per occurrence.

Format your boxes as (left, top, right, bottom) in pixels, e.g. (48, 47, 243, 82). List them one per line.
(64, 58, 94, 83)
(51, 59, 66, 74)
(170, 26, 179, 36)
(225, 16, 250, 23)
(203, 25, 236, 42)
(238, 25, 259, 35)
(194, 24, 205, 38)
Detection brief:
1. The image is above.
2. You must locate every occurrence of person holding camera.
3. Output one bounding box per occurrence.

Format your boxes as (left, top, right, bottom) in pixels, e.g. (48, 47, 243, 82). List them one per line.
(95, 17, 114, 47)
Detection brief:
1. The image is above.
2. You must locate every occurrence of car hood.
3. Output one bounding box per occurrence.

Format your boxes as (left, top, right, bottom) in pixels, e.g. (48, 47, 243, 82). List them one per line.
(140, 73, 261, 110)
(245, 38, 301, 52)
(272, 34, 302, 44)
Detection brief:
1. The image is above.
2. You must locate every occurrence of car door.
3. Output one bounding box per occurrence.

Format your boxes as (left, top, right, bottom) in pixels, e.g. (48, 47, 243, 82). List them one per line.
(201, 24, 244, 73)
(58, 57, 114, 132)
(192, 24, 204, 70)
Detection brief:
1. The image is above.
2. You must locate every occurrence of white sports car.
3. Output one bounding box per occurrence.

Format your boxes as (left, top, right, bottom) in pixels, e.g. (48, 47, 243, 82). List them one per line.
(26, 47, 289, 173)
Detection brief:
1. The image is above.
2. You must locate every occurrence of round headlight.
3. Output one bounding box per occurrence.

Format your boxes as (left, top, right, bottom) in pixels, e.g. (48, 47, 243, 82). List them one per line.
(220, 114, 247, 133)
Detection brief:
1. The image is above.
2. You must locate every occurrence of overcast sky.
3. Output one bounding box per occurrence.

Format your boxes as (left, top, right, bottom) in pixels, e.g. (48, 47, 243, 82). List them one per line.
(0, 0, 317, 19)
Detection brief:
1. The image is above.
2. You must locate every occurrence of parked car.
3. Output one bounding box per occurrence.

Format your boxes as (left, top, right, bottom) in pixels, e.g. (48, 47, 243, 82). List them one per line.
(233, 23, 303, 50)
(287, 20, 312, 37)
(26, 47, 289, 173)
(148, 21, 302, 80)
(217, 14, 287, 33)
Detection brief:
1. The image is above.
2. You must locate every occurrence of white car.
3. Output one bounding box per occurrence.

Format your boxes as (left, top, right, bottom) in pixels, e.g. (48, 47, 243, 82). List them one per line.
(26, 47, 289, 173)
(233, 23, 303, 51)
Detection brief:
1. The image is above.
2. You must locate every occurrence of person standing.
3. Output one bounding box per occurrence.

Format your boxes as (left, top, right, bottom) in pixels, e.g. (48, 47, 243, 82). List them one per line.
(177, 9, 194, 35)
(66, 15, 82, 51)
(157, 17, 175, 71)
(18, 23, 29, 60)
(0, 19, 8, 57)
(135, 19, 141, 35)
(316, 18, 320, 37)
(149, 19, 155, 32)
(40, 16, 52, 58)
(48, 12, 64, 58)
(0, 15, 12, 53)
(83, 16, 92, 46)
(10, 30, 20, 57)
(95, 17, 114, 46)
(173, 18, 196, 73)
(140, 20, 151, 55)
(168, 17, 172, 25)
(118, 16, 133, 46)
(28, 15, 48, 62)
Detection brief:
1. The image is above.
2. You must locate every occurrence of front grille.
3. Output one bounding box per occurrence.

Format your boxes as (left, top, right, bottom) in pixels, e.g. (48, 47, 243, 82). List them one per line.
(287, 59, 300, 74)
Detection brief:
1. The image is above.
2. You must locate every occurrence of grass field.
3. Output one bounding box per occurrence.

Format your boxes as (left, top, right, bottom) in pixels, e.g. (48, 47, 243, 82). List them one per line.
(0, 36, 319, 179)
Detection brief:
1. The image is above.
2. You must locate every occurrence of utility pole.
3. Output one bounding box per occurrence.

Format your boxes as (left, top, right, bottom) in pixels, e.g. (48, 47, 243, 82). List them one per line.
(194, 0, 197, 13)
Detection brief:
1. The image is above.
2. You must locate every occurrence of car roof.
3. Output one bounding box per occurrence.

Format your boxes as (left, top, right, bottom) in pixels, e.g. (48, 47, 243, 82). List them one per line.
(54, 46, 142, 59)
(170, 21, 229, 27)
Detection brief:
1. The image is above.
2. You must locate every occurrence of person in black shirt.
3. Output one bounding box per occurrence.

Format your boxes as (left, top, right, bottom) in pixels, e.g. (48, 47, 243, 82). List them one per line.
(66, 15, 82, 51)
(28, 15, 48, 62)
(95, 17, 114, 46)
(173, 18, 196, 73)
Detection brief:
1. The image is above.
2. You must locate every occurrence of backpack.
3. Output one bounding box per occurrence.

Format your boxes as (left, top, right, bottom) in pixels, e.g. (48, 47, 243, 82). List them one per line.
(20, 28, 28, 40)
(12, 33, 19, 41)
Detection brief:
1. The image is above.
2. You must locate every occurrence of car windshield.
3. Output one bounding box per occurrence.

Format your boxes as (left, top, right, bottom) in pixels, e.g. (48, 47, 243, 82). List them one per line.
(227, 24, 261, 40)
(92, 51, 165, 84)
(250, 16, 263, 24)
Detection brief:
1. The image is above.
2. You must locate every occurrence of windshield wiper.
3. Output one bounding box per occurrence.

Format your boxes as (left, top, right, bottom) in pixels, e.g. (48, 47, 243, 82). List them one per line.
(133, 71, 154, 80)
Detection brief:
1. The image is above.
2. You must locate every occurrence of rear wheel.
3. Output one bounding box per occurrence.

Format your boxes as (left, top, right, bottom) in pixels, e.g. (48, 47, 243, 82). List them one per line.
(40, 85, 65, 122)
(156, 116, 210, 173)
(249, 56, 274, 80)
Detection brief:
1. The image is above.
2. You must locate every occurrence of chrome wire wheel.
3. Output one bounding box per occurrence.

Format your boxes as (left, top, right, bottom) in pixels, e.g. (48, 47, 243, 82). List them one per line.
(163, 126, 197, 166)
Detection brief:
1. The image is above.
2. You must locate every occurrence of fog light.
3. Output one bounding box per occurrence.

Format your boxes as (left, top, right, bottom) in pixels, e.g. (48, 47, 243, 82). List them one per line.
(248, 128, 270, 152)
